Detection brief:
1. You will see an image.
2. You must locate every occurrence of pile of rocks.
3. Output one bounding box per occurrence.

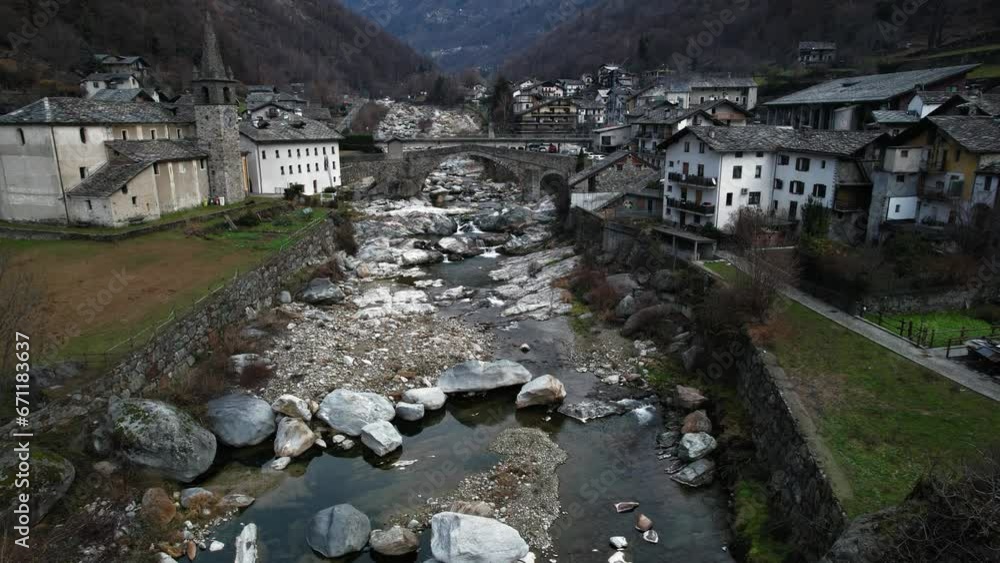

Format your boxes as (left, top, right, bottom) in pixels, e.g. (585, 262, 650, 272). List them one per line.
(375, 102, 482, 138)
(660, 385, 718, 488)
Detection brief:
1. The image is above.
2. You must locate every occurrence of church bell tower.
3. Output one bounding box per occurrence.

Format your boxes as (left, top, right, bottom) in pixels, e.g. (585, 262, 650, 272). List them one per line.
(193, 13, 245, 204)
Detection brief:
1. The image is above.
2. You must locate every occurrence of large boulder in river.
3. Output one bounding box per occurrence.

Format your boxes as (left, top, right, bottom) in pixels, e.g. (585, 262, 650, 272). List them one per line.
(671, 458, 716, 487)
(516, 375, 567, 409)
(300, 278, 346, 305)
(274, 417, 316, 458)
(430, 512, 529, 563)
(205, 394, 276, 447)
(438, 236, 483, 258)
(307, 504, 371, 558)
(108, 399, 216, 482)
(271, 394, 312, 421)
(402, 387, 448, 410)
(475, 206, 536, 234)
(438, 360, 533, 394)
(0, 449, 74, 524)
(678, 432, 717, 462)
(370, 526, 420, 556)
(676, 385, 708, 411)
(317, 390, 395, 436)
(360, 421, 403, 456)
(682, 410, 713, 434)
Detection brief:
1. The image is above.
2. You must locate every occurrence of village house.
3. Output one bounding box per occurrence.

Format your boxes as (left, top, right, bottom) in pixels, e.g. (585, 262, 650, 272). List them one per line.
(960, 94, 1000, 117)
(513, 98, 579, 135)
(798, 41, 837, 66)
(81, 73, 142, 99)
(762, 65, 978, 131)
(659, 126, 885, 240)
(598, 64, 636, 89)
(869, 116, 1000, 240)
(240, 116, 343, 196)
(631, 75, 759, 111)
(560, 79, 586, 97)
(569, 151, 663, 219)
(0, 15, 247, 227)
(631, 100, 753, 164)
(592, 124, 633, 153)
(93, 54, 151, 78)
(575, 99, 607, 127)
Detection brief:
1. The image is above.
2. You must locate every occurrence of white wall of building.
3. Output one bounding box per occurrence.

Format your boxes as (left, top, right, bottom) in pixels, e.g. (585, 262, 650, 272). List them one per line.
(716, 152, 777, 229)
(772, 152, 837, 220)
(0, 125, 67, 223)
(243, 139, 342, 195)
(155, 159, 209, 213)
(887, 196, 919, 220)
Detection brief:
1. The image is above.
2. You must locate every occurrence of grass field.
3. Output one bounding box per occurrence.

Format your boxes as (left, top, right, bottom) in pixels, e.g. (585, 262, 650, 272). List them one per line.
(865, 309, 994, 346)
(765, 300, 1000, 517)
(704, 261, 741, 283)
(1, 206, 324, 363)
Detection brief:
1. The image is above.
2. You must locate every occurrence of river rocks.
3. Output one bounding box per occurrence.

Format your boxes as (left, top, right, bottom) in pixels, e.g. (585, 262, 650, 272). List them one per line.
(621, 305, 673, 338)
(606, 273, 640, 298)
(652, 269, 682, 293)
(228, 354, 272, 376)
(681, 345, 703, 371)
(317, 390, 396, 436)
(475, 206, 536, 234)
(678, 433, 718, 462)
(610, 536, 628, 549)
(438, 236, 483, 258)
(141, 487, 176, 526)
(671, 459, 716, 487)
(271, 394, 312, 421)
(614, 501, 639, 513)
(274, 417, 316, 458)
(266, 457, 291, 471)
(656, 431, 680, 449)
(370, 526, 420, 556)
(205, 394, 276, 448)
(635, 513, 654, 532)
(401, 248, 445, 266)
(354, 286, 437, 319)
(448, 500, 494, 518)
(396, 402, 426, 422)
(676, 385, 708, 411)
(614, 295, 637, 319)
(515, 375, 567, 409)
(643, 530, 660, 544)
(0, 448, 74, 524)
(180, 487, 216, 509)
(682, 410, 713, 434)
(307, 504, 372, 558)
(557, 399, 630, 423)
(438, 360, 533, 393)
(402, 387, 448, 410)
(430, 512, 530, 563)
(108, 398, 217, 482)
(361, 421, 403, 456)
(300, 278, 346, 305)
(220, 493, 256, 509)
(234, 523, 258, 563)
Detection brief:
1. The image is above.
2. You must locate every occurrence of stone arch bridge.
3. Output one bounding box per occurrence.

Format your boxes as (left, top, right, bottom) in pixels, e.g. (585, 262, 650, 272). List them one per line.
(341, 145, 579, 201)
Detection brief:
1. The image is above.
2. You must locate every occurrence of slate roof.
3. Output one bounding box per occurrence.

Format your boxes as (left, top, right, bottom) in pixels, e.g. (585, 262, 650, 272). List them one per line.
(301, 107, 333, 121)
(240, 116, 343, 144)
(95, 54, 148, 66)
(90, 89, 155, 103)
(0, 97, 193, 125)
(67, 140, 208, 198)
(927, 116, 1000, 153)
(764, 65, 979, 106)
(965, 94, 1000, 117)
(914, 90, 965, 105)
(871, 110, 920, 124)
(978, 161, 1000, 174)
(569, 151, 659, 187)
(663, 126, 885, 156)
(83, 73, 136, 84)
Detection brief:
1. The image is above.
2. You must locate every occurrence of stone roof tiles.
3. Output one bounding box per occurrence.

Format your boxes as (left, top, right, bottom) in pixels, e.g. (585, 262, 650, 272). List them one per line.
(0, 97, 193, 125)
(764, 65, 979, 106)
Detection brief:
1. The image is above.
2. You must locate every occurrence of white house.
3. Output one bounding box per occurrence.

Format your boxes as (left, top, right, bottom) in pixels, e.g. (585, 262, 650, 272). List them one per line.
(240, 116, 343, 196)
(81, 73, 141, 99)
(660, 126, 884, 233)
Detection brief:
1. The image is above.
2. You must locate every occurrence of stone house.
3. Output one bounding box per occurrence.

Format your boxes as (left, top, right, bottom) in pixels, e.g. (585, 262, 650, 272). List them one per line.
(762, 65, 978, 131)
(569, 150, 660, 193)
(81, 73, 141, 99)
(240, 116, 343, 196)
(592, 124, 632, 153)
(798, 42, 837, 66)
(94, 54, 151, 78)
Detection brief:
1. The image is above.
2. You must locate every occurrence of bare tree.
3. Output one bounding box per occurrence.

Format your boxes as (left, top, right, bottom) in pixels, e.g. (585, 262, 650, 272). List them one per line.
(726, 207, 798, 322)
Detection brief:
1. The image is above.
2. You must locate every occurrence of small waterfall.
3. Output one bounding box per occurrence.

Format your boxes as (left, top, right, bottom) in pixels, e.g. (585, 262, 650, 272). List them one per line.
(458, 221, 483, 234)
(481, 246, 501, 259)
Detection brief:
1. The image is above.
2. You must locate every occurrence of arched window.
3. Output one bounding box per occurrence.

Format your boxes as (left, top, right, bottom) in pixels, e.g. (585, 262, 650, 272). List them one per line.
(79, 128, 87, 143)
(223, 87, 232, 104)
(201, 87, 210, 104)
(17, 128, 25, 145)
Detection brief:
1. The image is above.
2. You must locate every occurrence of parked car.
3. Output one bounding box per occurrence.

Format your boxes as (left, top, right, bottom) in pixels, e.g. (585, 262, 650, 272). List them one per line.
(589, 154, 606, 161)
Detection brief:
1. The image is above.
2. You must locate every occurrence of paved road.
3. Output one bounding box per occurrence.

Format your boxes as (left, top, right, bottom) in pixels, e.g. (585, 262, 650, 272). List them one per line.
(716, 252, 1000, 402)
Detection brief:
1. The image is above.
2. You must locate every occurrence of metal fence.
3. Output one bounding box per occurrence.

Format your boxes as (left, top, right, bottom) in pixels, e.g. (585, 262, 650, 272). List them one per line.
(865, 311, 1000, 349)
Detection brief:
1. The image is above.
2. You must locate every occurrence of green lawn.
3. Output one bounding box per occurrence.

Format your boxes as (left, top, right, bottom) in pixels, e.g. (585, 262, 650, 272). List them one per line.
(866, 310, 993, 346)
(768, 301, 1000, 517)
(970, 64, 1000, 79)
(704, 261, 742, 283)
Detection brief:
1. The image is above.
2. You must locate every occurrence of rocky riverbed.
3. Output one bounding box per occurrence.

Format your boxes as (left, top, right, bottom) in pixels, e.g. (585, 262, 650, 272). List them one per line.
(8, 157, 734, 563)
(376, 102, 482, 139)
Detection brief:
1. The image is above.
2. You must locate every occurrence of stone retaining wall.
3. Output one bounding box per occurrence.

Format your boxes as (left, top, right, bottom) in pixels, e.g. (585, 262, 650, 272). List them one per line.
(862, 287, 979, 315)
(728, 332, 848, 560)
(108, 218, 339, 395)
